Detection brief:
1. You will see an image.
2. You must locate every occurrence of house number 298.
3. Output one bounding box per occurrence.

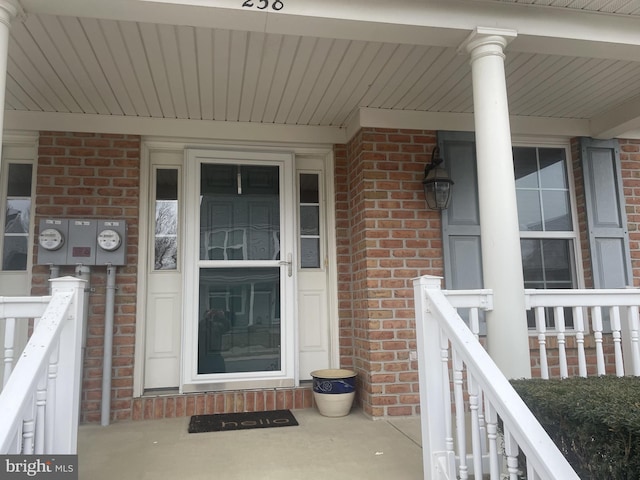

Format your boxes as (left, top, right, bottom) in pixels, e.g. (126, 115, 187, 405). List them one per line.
(242, 0, 284, 11)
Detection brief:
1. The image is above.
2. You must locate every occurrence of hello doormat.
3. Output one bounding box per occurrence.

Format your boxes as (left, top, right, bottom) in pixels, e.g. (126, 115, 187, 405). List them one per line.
(188, 409, 298, 433)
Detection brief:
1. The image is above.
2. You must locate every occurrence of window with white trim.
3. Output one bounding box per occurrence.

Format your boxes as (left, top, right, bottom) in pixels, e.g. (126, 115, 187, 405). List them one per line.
(513, 146, 579, 329)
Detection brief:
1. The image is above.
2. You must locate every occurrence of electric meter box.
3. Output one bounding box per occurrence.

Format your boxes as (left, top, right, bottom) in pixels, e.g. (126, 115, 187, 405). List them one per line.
(36, 218, 127, 266)
(95, 219, 127, 266)
(37, 218, 70, 265)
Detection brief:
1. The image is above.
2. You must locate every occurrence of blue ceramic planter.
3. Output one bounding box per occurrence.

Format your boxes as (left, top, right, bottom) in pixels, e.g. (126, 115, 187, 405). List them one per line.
(310, 369, 357, 417)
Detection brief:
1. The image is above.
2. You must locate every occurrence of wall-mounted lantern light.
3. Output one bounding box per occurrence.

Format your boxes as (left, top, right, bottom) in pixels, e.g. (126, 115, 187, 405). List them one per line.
(422, 146, 454, 211)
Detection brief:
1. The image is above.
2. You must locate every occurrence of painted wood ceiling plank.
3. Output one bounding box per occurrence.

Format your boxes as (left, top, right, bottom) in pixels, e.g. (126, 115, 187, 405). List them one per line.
(570, 62, 640, 117)
(5, 74, 41, 111)
(59, 16, 123, 115)
(536, 58, 628, 117)
(358, 43, 413, 107)
(81, 18, 137, 116)
(9, 19, 79, 113)
(195, 27, 214, 121)
(16, 15, 86, 113)
(424, 60, 473, 112)
(261, 35, 301, 124)
(226, 30, 249, 122)
(100, 20, 151, 117)
(331, 42, 398, 126)
(139, 22, 175, 118)
(212, 29, 230, 121)
(396, 47, 457, 111)
(119, 21, 163, 118)
(238, 31, 266, 122)
(5, 88, 27, 111)
(277, 36, 332, 124)
(518, 57, 600, 116)
(271, 36, 316, 124)
(157, 24, 189, 119)
(6, 57, 55, 111)
(294, 38, 351, 125)
(507, 55, 578, 113)
(309, 40, 368, 125)
(176, 26, 201, 119)
(378, 46, 438, 109)
(249, 34, 282, 123)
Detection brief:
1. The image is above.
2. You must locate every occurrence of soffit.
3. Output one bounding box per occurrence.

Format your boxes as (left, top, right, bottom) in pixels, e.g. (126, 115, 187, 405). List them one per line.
(6, 1, 640, 138)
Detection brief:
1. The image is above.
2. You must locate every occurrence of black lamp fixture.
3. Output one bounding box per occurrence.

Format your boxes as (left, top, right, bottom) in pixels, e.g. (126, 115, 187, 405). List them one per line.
(422, 146, 454, 210)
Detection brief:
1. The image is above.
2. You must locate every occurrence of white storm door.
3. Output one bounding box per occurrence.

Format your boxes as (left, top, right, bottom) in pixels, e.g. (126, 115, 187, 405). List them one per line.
(182, 149, 296, 390)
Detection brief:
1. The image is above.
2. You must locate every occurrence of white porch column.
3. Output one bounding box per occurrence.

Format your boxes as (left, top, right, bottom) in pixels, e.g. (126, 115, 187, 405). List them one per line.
(0, 0, 21, 166)
(460, 27, 531, 379)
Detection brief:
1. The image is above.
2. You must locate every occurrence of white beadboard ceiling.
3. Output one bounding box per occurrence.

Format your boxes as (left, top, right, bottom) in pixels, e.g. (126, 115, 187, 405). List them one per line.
(6, 0, 640, 137)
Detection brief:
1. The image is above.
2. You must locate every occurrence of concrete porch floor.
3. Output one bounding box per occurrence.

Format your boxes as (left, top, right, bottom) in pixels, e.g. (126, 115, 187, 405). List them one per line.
(78, 408, 424, 480)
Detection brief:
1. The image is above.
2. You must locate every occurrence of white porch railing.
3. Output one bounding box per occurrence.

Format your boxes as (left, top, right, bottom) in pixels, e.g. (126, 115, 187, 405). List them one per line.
(414, 275, 580, 480)
(0, 277, 85, 454)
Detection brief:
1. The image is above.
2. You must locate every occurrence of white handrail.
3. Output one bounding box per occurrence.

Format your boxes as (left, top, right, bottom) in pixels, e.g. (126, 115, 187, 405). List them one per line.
(0, 277, 85, 454)
(414, 275, 579, 480)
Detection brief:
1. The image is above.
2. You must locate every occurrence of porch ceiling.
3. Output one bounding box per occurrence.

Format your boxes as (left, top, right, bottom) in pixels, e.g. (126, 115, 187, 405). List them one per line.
(7, 0, 640, 139)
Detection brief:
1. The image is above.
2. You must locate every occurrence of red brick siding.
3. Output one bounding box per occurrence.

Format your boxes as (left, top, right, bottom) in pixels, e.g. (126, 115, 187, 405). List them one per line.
(32, 132, 141, 423)
(620, 139, 640, 286)
(335, 128, 444, 417)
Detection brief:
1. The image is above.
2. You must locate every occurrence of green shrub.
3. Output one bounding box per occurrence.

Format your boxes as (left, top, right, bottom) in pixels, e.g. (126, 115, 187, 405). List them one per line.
(510, 376, 640, 480)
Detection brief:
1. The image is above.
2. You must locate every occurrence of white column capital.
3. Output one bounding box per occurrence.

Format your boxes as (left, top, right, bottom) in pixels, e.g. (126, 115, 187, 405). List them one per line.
(458, 26, 517, 61)
(0, 0, 22, 27)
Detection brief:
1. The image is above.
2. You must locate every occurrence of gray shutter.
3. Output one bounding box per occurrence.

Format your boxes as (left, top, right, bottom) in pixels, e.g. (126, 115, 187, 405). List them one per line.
(581, 138, 632, 288)
(440, 131, 483, 291)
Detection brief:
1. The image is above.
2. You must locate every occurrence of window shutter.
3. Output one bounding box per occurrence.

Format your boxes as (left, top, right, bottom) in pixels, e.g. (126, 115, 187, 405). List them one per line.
(440, 131, 483, 291)
(581, 138, 632, 288)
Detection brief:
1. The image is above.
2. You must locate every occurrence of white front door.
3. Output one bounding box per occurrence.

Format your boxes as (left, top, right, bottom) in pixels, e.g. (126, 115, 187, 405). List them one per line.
(182, 149, 297, 390)
(141, 146, 336, 393)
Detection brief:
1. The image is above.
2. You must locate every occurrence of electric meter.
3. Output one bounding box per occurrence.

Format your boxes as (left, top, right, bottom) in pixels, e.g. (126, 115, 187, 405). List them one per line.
(97, 229, 122, 252)
(38, 228, 65, 251)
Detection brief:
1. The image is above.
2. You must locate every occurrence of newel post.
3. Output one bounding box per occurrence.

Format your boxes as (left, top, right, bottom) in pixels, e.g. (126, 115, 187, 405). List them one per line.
(49, 276, 86, 454)
(413, 275, 452, 479)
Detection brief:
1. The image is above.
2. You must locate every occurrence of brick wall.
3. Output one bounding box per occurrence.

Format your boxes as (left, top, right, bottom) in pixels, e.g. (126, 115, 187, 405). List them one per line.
(335, 128, 444, 417)
(32, 132, 141, 423)
(620, 139, 640, 286)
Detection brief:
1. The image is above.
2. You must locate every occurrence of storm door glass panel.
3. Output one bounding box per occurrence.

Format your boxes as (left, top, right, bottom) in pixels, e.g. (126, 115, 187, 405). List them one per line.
(198, 268, 280, 374)
(3, 163, 32, 270)
(200, 164, 280, 261)
(198, 163, 282, 375)
(154, 168, 178, 270)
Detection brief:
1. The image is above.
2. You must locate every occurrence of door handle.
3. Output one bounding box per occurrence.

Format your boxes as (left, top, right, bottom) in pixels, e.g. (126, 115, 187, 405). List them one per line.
(278, 253, 293, 277)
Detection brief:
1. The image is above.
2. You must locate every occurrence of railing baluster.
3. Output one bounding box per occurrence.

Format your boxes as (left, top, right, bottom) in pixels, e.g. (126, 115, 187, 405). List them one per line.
(535, 306, 549, 379)
(610, 306, 625, 376)
(22, 400, 35, 454)
(628, 306, 640, 375)
(574, 306, 587, 377)
(440, 329, 456, 476)
(555, 306, 568, 378)
(3, 317, 16, 387)
(504, 428, 520, 480)
(467, 374, 483, 479)
(592, 306, 606, 375)
(469, 307, 480, 340)
(452, 351, 468, 479)
(45, 341, 60, 454)
(35, 367, 47, 454)
(485, 403, 500, 480)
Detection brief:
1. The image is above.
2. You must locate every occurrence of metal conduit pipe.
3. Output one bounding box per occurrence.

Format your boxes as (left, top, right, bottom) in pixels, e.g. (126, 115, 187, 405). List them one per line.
(101, 264, 117, 427)
(75, 265, 91, 349)
(48, 265, 60, 293)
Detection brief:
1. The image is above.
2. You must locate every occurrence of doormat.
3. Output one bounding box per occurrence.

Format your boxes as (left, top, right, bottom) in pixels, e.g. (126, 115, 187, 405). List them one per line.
(188, 409, 298, 433)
